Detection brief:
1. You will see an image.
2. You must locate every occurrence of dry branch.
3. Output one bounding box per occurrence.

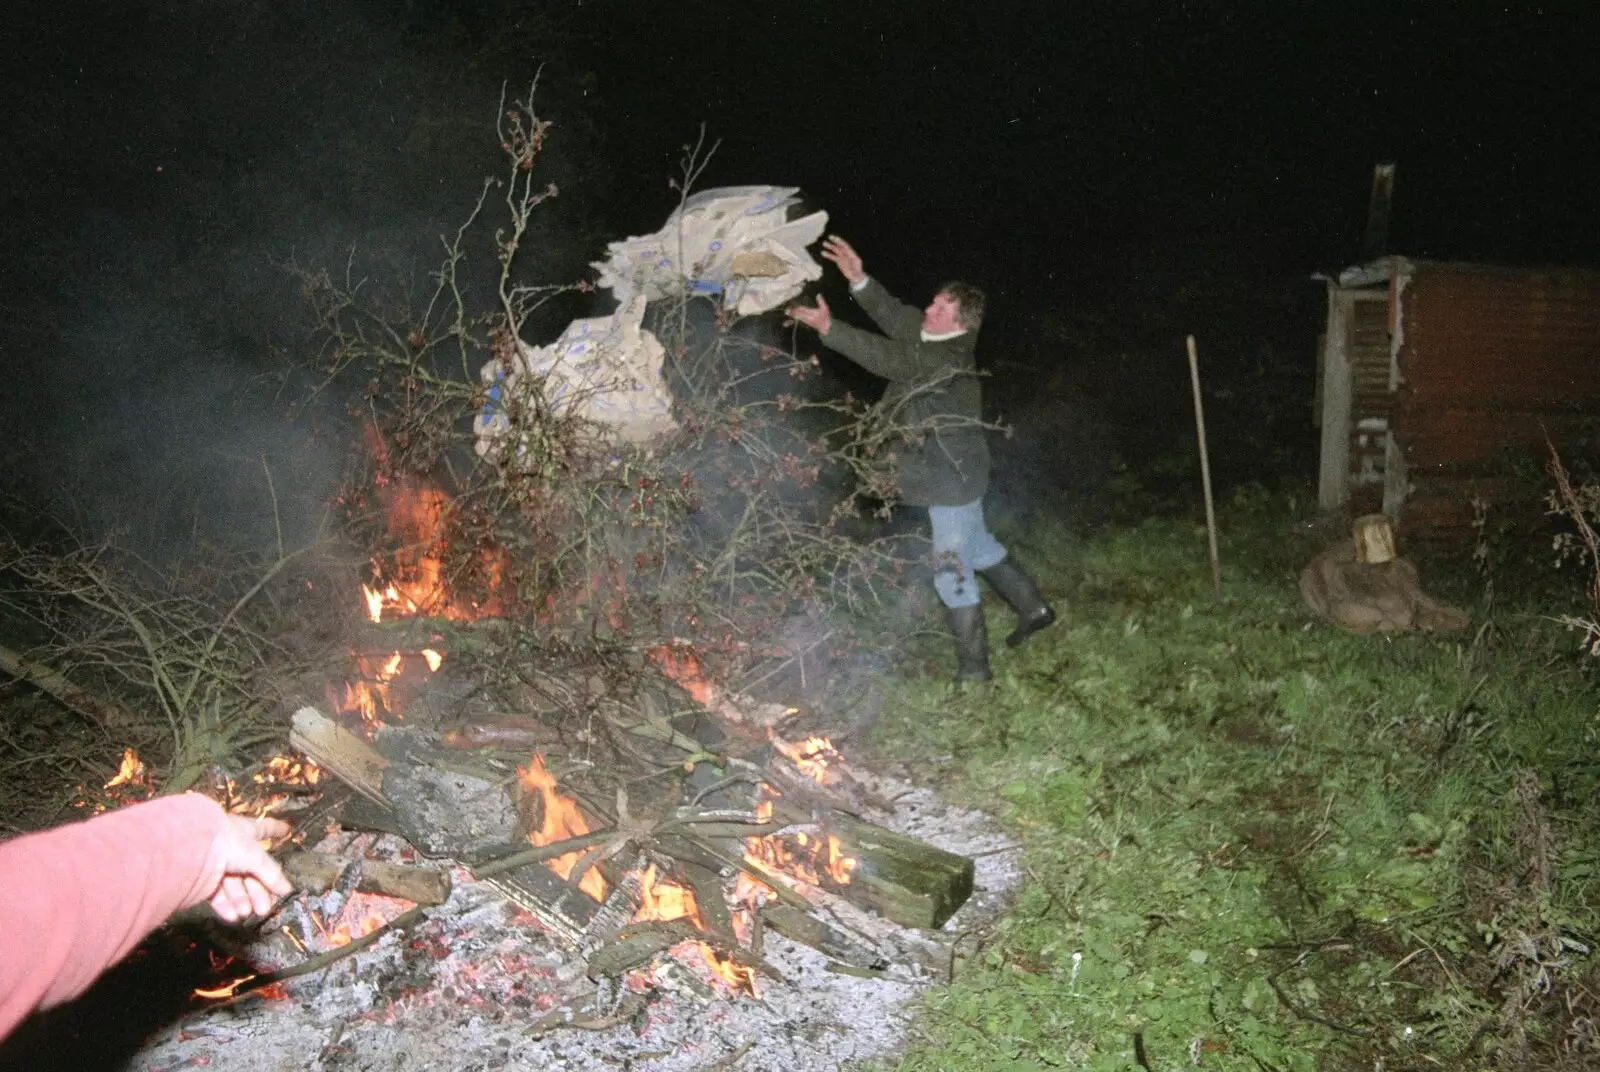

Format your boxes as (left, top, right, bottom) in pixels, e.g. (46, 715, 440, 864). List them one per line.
(0, 642, 139, 733)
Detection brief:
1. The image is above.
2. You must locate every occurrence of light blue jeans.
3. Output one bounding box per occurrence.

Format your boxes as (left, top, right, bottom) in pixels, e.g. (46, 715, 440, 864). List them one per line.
(927, 498, 1008, 608)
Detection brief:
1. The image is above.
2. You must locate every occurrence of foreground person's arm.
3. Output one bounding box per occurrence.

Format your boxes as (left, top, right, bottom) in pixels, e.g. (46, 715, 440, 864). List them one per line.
(0, 793, 291, 1039)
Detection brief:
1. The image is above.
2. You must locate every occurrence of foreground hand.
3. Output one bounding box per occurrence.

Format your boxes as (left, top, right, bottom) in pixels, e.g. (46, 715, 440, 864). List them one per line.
(205, 815, 294, 922)
(786, 294, 832, 334)
(820, 235, 865, 285)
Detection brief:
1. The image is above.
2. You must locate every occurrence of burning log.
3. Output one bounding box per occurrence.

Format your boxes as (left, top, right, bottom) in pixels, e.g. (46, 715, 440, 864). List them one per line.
(477, 858, 600, 948)
(802, 813, 975, 930)
(580, 859, 646, 955)
(585, 919, 701, 979)
(760, 733, 896, 817)
(279, 851, 452, 907)
(383, 764, 522, 860)
(290, 706, 602, 943)
(674, 860, 738, 951)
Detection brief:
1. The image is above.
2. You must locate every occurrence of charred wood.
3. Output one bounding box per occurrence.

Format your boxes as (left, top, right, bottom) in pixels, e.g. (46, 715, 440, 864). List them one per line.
(758, 901, 884, 968)
(280, 851, 452, 907)
(813, 812, 975, 930)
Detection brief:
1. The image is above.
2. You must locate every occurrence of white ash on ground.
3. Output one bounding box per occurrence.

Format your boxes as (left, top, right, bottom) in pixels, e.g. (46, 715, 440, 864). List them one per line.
(129, 769, 1021, 1072)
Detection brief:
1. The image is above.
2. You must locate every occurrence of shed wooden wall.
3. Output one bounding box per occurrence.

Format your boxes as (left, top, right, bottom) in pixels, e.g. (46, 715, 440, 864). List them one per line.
(1391, 262, 1600, 528)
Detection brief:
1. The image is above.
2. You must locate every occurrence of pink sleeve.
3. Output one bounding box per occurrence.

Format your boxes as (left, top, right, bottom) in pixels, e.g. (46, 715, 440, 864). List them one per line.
(0, 793, 233, 1038)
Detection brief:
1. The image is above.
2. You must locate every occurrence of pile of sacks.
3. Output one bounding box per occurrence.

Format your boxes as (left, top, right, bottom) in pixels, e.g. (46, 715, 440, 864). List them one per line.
(1299, 514, 1470, 635)
(475, 186, 828, 457)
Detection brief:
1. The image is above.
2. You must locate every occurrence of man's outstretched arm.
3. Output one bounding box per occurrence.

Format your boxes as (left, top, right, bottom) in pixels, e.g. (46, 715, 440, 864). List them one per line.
(0, 794, 292, 1040)
(820, 236, 922, 341)
(851, 278, 925, 342)
(788, 296, 939, 382)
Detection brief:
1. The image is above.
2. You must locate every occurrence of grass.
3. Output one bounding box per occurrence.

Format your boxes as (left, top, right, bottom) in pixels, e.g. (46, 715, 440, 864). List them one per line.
(864, 485, 1600, 1071)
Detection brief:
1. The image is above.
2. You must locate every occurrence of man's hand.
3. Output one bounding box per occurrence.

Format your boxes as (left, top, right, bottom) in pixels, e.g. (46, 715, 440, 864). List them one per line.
(204, 815, 294, 922)
(820, 236, 865, 285)
(787, 294, 832, 335)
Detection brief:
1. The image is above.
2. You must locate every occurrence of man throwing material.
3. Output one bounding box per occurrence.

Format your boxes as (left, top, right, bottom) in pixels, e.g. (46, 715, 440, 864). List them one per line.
(787, 236, 1056, 681)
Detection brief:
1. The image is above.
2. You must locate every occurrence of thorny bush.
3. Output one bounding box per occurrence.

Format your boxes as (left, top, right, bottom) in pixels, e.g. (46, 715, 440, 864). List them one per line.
(291, 89, 981, 667)
(0, 531, 343, 804)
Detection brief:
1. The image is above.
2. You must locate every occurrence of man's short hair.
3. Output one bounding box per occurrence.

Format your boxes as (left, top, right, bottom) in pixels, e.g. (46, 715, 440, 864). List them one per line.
(940, 282, 986, 331)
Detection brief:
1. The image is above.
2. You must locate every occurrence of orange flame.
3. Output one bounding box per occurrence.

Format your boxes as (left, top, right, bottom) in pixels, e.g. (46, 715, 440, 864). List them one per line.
(193, 975, 257, 1000)
(334, 650, 431, 726)
(220, 752, 325, 818)
(772, 735, 843, 787)
(362, 582, 397, 624)
(650, 645, 716, 706)
(684, 943, 759, 995)
(632, 862, 698, 924)
(338, 680, 385, 726)
(104, 747, 147, 790)
(361, 471, 507, 624)
(745, 824, 858, 890)
(516, 754, 608, 901)
(253, 753, 322, 788)
(630, 864, 758, 995)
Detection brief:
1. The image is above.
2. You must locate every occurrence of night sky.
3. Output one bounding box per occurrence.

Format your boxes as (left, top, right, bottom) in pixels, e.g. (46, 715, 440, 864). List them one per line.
(2, 3, 1596, 552)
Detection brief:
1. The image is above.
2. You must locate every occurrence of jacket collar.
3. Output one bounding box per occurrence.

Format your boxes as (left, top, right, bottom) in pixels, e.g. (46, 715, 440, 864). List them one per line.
(920, 327, 968, 343)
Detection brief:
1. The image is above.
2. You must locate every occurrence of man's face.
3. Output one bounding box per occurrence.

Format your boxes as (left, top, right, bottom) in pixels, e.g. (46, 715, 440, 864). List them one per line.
(922, 291, 965, 335)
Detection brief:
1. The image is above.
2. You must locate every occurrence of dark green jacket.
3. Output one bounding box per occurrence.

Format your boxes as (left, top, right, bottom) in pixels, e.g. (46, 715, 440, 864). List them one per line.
(821, 278, 990, 507)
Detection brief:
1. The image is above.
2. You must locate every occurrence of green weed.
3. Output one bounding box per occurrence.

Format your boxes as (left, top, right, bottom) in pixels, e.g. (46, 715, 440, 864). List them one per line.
(870, 487, 1600, 1070)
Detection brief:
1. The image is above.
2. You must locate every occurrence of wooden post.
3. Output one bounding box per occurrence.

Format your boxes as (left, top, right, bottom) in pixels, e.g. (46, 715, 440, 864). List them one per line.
(1187, 335, 1222, 597)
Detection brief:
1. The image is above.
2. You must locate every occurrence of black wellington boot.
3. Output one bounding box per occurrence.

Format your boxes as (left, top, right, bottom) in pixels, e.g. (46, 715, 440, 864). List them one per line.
(979, 558, 1058, 648)
(947, 604, 993, 682)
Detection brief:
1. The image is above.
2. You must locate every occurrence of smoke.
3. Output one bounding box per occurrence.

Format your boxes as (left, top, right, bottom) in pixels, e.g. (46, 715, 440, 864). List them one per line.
(0, 0, 601, 561)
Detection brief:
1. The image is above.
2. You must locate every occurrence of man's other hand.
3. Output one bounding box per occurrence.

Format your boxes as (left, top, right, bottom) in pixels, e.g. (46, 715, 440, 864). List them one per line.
(787, 294, 832, 334)
(820, 236, 865, 285)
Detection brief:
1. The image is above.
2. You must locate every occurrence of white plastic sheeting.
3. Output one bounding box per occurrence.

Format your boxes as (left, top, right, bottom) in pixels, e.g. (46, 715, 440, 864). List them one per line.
(476, 186, 827, 456)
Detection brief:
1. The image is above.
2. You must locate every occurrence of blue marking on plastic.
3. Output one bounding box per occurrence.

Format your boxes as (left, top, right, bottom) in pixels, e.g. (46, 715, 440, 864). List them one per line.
(481, 369, 505, 421)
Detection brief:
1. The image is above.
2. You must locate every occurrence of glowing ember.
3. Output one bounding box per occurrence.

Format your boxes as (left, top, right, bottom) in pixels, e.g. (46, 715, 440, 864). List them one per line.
(733, 871, 775, 905)
(649, 645, 716, 706)
(253, 753, 322, 788)
(516, 754, 608, 901)
(421, 648, 443, 672)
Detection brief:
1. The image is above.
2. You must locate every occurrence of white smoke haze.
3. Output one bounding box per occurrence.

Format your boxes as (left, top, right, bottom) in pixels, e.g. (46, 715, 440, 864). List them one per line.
(1, 0, 604, 561)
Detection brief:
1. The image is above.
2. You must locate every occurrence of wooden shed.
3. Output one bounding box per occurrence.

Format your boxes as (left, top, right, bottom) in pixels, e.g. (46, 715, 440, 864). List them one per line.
(1316, 256, 1600, 529)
